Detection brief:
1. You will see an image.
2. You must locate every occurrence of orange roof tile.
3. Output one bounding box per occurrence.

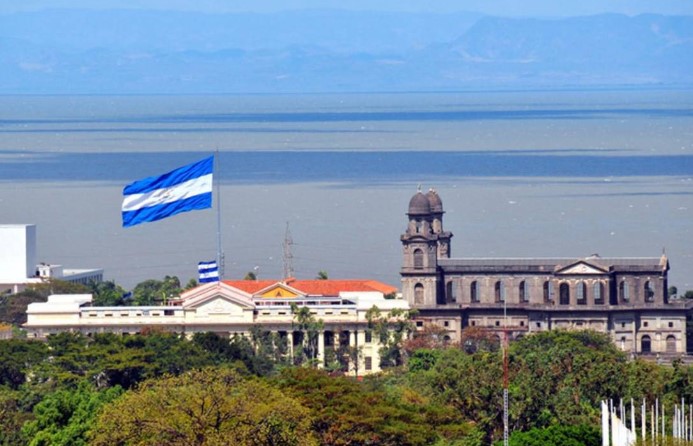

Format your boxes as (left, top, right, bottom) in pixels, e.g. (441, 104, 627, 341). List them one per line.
(222, 279, 397, 297)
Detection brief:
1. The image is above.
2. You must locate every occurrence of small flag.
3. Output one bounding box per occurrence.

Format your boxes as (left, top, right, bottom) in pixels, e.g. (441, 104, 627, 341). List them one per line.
(198, 260, 220, 283)
(122, 156, 213, 228)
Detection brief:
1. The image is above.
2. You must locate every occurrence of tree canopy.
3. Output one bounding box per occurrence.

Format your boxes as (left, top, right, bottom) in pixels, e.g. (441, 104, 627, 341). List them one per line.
(90, 367, 317, 446)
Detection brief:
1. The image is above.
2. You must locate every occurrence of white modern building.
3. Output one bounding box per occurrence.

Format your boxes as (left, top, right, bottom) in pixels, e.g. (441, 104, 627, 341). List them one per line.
(24, 279, 410, 375)
(0, 224, 103, 294)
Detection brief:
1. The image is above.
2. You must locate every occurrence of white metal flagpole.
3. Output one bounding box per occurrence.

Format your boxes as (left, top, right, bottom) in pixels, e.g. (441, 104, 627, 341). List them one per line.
(214, 150, 224, 281)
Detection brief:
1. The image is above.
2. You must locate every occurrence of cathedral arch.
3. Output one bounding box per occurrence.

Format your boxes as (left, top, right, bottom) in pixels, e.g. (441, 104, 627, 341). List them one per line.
(414, 283, 424, 305)
(413, 249, 424, 269)
(559, 283, 570, 305)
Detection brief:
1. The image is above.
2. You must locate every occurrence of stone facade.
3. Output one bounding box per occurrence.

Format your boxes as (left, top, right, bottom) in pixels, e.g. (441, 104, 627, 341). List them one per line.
(401, 189, 687, 355)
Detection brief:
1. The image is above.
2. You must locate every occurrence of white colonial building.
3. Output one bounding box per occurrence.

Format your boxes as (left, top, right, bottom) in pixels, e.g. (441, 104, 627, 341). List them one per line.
(24, 278, 409, 375)
(0, 224, 103, 294)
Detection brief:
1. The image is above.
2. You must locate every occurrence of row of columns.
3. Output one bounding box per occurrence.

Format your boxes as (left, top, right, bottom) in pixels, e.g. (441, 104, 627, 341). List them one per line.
(251, 328, 380, 372)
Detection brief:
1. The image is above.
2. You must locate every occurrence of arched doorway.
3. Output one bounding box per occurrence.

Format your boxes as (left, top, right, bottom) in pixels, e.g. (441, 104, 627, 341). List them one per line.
(641, 335, 651, 353)
(666, 335, 677, 353)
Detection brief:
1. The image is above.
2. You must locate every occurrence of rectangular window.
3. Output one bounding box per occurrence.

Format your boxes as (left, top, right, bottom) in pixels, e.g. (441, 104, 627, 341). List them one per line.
(443, 321, 449, 327)
(365, 356, 373, 371)
(365, 331, 372, 343)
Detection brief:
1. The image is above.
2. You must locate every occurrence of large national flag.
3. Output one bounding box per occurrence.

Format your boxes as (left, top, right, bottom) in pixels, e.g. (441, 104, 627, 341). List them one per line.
(198, 260, 220, 283)
(122, 156, 213, 228)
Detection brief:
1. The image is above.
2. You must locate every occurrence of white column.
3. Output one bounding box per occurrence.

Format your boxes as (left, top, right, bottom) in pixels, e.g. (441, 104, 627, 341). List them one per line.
(317, 331, 325, 368)
(287, 331, 294, 360)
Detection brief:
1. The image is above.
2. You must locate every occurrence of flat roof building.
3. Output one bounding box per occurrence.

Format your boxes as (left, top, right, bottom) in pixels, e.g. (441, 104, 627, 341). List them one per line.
(24, 278, 408, 375)
(0, 224, 103, 294)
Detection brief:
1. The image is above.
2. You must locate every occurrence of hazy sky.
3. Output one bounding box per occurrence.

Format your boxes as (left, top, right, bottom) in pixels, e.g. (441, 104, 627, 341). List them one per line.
(4, 0, 693, 16)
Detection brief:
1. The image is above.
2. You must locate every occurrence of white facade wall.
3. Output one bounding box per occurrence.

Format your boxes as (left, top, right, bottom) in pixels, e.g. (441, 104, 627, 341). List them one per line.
(0, 224, 36, 282)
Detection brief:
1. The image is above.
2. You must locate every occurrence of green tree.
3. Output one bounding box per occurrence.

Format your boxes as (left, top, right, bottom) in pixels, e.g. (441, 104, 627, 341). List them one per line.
(316, 270, 328, 280)
(0, 387, 34, 446)
(291, 303, 324, 366)
(276, 367, 439, 446)
(131, 275, 181, 305)
(21, 381, 123, 446)
(244, 271, 257, 280)
(503, 424, 600, 446)
(184, 278, 198, 290)
(89, 280, 127, 306)
(90, 367, 317, 446)
(366, 305, 414, 368)
(0, 339, 48, 389)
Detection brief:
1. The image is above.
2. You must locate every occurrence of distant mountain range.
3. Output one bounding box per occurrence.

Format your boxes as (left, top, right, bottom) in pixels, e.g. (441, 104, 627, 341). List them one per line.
(1, 9, 691, 94)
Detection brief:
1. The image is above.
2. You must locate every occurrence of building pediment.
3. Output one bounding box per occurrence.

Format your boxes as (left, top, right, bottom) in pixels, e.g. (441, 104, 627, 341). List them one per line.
(555, 260, 609, 275)
(179, 282, 255, 310)
(254, 282, 305, 299)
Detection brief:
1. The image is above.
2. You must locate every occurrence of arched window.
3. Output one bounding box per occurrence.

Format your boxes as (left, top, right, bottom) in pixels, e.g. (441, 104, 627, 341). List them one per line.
(619, 281, 630, 302)
(495, 280, 505, 303)
(644, 281, 655, 302)
(414, 283, 424, 305)
(666, 335, 677, 353)
(594, 282, 604, 304)
(559, 283, 570, 305)
(577, 282, 587, 305)
(519, 280, 529, 303)
(543, 281, 553, 303)
(641, 335, 651, 353)
(446, 281, 456, 303)
(470, 281, 479, 303)
(413, 249, 424, 269)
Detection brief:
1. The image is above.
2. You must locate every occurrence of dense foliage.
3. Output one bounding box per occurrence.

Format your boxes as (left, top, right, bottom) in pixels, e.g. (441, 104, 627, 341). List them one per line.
(3, 321, 693, 444)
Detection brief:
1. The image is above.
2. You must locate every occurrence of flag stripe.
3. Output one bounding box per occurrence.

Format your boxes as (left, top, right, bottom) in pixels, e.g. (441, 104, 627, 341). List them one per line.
(122, 193, 212, 228)
(123, 156, 213, 195)
(121, 156, 214, 228)
(198, 260, 220, 283)
(122, 173, 212, 212)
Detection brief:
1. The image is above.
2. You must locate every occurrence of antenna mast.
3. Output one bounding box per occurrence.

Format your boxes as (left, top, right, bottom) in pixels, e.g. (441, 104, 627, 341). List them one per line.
(503, 295, 509, 446)
(282, 221, 294, 279)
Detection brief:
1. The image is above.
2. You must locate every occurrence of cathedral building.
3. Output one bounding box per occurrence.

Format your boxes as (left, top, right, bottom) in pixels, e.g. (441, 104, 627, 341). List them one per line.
(401, 189, 687, 355)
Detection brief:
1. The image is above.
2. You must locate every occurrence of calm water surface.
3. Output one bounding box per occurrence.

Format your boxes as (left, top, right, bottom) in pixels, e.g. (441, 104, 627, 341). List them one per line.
(0, 90, 691, 289)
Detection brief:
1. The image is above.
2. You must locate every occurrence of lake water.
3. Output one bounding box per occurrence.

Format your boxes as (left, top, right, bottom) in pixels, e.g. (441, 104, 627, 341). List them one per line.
(0, 89, 691, 290)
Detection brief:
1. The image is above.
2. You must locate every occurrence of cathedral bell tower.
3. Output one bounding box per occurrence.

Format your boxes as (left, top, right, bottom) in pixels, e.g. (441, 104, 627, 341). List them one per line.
(400, 188, 453, 307)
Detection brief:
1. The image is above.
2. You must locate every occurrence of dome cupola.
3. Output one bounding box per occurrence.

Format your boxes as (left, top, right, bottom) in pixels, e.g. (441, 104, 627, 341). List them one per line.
(408, 191, 431, 216)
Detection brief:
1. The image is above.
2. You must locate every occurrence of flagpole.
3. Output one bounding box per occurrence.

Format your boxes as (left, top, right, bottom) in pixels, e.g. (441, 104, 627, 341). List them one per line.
(215, 149, 224, 281)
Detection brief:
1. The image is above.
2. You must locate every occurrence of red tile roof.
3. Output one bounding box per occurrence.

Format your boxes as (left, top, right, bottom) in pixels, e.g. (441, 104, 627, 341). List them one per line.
(222, 278, 397, 297)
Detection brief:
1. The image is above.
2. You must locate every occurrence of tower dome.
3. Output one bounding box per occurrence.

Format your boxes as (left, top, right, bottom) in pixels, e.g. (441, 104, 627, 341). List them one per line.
(408, 191, 431, 216)
(426, 189, 443, 213)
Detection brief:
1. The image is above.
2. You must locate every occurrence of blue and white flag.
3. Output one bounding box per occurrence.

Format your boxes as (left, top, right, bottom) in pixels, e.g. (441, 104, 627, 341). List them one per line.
(122, 156, 213, 228)
(198, 260, 220, 283)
